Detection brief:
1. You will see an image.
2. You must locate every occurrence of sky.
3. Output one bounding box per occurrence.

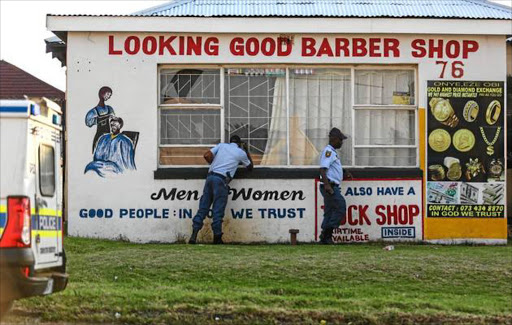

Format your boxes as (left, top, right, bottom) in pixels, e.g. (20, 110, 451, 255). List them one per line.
(1, 0, 511, 92)
(0, 1, 168, 91)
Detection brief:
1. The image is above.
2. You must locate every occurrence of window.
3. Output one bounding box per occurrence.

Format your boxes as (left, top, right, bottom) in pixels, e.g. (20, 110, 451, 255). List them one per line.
(355, 70, 415, 105)
(289, 68, 352, 166)
(160, 68, 220, 105)
(225, 68, 286, 165)
(39, 144, 55, 196)
(158, 66, 417, 168)
(159, 68, 222, 165)
(353, 69, 417, 167)
(160, 109, 221, 146)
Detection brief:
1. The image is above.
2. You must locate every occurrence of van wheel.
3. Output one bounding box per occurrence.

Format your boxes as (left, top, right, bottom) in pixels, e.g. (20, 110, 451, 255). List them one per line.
(0, 300, 13, 320)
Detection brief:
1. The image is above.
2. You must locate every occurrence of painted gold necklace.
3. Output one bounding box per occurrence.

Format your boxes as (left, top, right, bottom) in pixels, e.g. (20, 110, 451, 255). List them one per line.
(479, 126, 501, 155)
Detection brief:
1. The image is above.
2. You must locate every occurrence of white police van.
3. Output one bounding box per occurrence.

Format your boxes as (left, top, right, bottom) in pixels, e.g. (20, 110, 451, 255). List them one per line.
(0, 98, 68, 318)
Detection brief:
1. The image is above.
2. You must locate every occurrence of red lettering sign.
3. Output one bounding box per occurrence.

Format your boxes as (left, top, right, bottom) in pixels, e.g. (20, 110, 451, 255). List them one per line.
(352, 38, 367, 57)
(106, 35, 478, 61)
(109, 35, 220, 56)
(302, 38, 316, 57)
(230, 37, 245, 56)
(384, 38, 400, 57)
(375, 204, 419, 225)
(317, 38, 334, 57)
(108, 35, 122, 55)
(142, 36, 157, 55)
(462, 40, 479, 59)
(410, 39, 479, 59)
(335, 38, 350, 57)
(159, 36, 176, 55)
(411, 39, 427, 58)
(205, 37, 219, 56)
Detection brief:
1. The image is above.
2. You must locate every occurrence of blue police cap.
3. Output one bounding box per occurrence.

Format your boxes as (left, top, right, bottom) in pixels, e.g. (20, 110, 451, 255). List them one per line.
(329, 128, 348, 140)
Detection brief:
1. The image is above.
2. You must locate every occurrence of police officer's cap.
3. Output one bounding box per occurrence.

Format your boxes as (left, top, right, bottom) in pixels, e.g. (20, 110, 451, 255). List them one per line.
(329, 127, 348, 140)
(230, 135, 242, 144)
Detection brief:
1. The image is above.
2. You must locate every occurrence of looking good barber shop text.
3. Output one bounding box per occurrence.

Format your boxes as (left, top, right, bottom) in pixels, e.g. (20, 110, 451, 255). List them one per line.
(108, 35, 479, 59)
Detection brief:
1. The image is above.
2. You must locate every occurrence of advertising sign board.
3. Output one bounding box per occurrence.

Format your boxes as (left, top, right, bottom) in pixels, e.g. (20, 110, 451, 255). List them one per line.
(315, 179, 424, 243)
(426, 81, 505, 218)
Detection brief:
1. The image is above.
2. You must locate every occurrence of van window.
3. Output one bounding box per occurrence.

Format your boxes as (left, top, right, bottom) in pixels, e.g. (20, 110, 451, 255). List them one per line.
(39, 144, 55, 196)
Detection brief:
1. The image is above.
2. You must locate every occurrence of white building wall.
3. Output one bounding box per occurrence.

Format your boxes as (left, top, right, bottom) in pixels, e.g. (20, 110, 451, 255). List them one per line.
(65, 32, 506, 243)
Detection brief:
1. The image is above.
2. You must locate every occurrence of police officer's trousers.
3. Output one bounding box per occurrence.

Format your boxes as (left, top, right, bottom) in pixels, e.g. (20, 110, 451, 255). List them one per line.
(192, 173, 229, 235)
(320, 184, 347, 230)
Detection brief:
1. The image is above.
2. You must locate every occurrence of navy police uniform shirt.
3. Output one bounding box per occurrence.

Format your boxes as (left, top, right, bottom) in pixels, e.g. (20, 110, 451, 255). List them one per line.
(209, 143, 251, 178)
(319, 144, 343, 185)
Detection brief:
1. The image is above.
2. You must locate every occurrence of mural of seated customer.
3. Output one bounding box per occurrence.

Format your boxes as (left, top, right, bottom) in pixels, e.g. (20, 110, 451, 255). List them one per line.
(85, 116, 138, 177)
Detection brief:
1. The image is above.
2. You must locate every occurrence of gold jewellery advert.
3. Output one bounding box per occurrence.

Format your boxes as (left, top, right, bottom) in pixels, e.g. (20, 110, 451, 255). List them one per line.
(426, 81, 504, 218)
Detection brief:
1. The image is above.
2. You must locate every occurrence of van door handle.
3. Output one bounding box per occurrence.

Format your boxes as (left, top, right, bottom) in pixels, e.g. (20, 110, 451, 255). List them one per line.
(36, 197, 48, 208)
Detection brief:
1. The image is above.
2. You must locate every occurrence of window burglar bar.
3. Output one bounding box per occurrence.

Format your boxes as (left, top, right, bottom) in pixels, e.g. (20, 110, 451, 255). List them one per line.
(226, 73, 276, 157)
(160, 69, 220, 105)
(160, 113, 220, 145)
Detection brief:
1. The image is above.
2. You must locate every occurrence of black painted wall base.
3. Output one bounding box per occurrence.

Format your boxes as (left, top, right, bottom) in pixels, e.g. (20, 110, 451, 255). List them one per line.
(154, 167, 423, 180)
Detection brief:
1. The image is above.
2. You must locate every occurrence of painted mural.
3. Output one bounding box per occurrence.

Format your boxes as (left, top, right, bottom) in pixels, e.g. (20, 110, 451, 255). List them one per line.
(84, 86, 139, 177)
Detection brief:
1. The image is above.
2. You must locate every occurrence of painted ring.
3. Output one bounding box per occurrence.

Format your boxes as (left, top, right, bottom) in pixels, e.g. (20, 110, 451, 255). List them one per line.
(463, 100, 479, 122)
(485, 100, 501, 125)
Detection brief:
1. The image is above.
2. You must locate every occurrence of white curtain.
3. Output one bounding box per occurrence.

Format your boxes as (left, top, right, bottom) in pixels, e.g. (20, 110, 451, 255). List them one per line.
(288, 70, 352, 165)
(261, 77, 287, 165)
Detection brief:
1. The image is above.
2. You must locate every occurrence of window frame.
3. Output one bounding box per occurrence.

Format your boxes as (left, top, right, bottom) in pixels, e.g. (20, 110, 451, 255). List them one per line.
(224, 66, 288, 164)
(351, 66, 418, 168)
(38, 143, 56, 197)
(157, 64, 419, 169)
(158, 66, 224, 152)
(158, 66, 223, 107)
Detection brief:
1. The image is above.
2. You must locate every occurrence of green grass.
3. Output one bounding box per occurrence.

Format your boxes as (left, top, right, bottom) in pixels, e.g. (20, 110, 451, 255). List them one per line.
(5, 238, 512, 324)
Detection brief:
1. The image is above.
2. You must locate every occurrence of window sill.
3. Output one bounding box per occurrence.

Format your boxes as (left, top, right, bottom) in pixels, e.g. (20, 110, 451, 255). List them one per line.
(154, 167, 423, 180)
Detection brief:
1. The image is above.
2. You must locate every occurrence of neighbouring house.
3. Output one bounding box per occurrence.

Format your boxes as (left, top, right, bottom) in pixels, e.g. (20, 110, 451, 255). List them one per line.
(0, 60, 65, 107)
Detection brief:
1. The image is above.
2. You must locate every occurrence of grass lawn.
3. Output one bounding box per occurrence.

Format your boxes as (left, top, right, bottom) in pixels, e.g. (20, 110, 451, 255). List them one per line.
(4, 237, 512, 324)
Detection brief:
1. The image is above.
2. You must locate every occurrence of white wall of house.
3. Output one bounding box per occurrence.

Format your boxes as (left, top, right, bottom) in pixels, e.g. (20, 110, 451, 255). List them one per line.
(63, 30, 506, 243)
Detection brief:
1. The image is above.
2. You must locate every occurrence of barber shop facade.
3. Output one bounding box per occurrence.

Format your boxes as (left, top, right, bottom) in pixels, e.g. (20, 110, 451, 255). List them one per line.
(47, 1, 510, 244)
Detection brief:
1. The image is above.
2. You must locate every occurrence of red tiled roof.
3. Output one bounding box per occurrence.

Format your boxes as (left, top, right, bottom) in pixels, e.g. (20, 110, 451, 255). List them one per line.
(0, 60, 65, 104)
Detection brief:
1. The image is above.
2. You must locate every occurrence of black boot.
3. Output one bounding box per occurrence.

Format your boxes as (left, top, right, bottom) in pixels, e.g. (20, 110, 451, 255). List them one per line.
(213, 233, 224, 245)
(189, 228, 199, 244)
(319, 228, 334, 244)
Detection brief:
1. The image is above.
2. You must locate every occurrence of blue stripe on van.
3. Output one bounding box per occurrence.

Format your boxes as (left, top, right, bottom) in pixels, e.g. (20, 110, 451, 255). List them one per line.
(0, 213, 61, 232)
(0, 213, 6, 238)
(0, 213, 6, 228)
(0, 106, 28, 113)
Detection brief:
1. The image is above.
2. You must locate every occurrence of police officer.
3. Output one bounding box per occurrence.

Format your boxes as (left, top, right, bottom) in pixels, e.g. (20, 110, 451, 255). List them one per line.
(189, 135, 253, 244)
(319, 128, 348, 244)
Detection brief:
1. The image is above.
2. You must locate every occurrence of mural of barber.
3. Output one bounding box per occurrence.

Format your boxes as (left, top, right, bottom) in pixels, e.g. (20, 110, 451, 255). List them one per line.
(84, 86, 139, 177)
(85, 86, 116, 152)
